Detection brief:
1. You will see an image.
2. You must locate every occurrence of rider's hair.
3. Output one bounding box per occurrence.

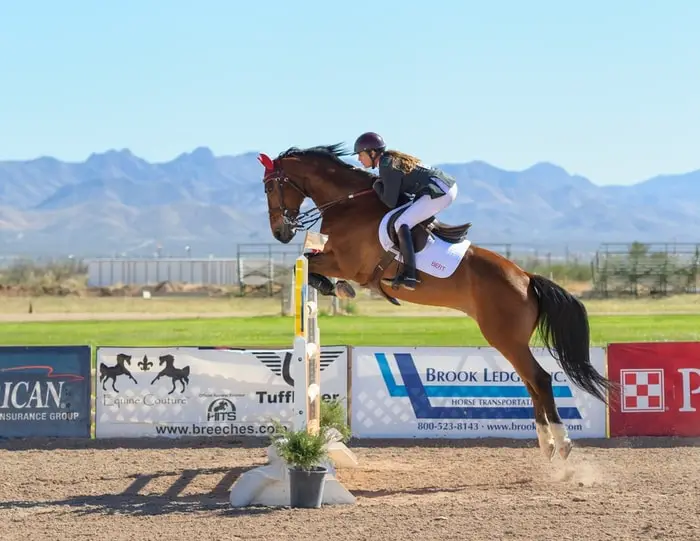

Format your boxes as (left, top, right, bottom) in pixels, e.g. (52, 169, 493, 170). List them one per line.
(382, 149, 421, 173)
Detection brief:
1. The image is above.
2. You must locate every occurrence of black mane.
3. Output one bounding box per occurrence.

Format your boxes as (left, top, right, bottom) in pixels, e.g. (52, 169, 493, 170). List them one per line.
(276, 143, 377, 181)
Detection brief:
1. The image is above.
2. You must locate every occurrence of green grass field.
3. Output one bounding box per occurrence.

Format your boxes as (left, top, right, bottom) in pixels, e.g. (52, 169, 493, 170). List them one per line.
(1, 313, 699, 349)
(3, 292, 700, 317)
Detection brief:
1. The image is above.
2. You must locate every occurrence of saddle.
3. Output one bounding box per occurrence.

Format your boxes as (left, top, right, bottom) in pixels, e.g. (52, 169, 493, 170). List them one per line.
(386, 207, 472, 253)
(364, 208, 472, 307)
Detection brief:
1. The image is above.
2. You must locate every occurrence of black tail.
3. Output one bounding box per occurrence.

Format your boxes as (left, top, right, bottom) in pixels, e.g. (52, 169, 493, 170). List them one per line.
(528, 274, 616, 404)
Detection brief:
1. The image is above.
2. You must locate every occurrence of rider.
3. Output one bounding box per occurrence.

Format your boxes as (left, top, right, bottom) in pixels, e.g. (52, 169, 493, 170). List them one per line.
(353, 131, 458, 291)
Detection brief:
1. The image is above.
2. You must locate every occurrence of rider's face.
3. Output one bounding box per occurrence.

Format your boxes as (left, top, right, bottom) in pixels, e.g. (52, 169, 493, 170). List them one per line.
(358, 151, 374, 168)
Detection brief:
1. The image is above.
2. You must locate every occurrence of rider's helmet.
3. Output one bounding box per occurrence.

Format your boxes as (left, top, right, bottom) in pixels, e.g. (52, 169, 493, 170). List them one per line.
(353, 132, 386, 155)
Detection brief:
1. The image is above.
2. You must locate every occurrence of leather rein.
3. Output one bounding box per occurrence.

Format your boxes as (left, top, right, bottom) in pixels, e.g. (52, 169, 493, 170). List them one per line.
(263, 168, 375, 232)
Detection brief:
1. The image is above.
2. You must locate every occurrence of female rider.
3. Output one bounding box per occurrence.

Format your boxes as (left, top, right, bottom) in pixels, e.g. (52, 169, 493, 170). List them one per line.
(352, 131, 459, 291)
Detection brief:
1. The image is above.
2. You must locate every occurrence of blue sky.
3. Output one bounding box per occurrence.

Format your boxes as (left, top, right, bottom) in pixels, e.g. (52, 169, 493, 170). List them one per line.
(1, 0, 698, 185)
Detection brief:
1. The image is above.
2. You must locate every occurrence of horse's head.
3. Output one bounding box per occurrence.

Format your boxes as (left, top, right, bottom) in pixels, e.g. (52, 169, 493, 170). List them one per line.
(159, 354, 174, 366)
(259, 143, 376, 243)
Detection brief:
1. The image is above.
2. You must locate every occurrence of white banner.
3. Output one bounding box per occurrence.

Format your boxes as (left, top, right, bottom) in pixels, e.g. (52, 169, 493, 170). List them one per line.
(95, 346, 348, 438)
(350, 346, 607, 439)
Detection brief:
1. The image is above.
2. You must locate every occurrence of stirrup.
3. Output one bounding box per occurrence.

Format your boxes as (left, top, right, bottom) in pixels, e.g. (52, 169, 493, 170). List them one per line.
(381, 270, 420, 291)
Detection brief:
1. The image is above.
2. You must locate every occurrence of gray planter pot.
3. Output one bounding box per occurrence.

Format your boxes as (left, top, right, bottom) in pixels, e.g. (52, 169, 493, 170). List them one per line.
(288, 466, 328, 508)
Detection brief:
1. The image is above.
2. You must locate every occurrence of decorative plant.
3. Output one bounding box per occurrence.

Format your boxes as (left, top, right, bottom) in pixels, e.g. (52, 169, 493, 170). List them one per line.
(319, 397, 351, 443)
(270, 421, 329, 471)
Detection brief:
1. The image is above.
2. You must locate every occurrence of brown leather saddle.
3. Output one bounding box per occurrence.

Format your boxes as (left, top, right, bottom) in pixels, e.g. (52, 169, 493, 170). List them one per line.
(364, 208, 472, 306)
(386, 207, 472, 252)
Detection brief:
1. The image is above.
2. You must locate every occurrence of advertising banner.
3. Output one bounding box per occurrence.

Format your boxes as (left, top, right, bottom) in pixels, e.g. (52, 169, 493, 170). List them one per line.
(350, 346, 607, 439)
(608, 342, 700, 437)
(95, 346, 348, 438)
(0, 346, 92, 438)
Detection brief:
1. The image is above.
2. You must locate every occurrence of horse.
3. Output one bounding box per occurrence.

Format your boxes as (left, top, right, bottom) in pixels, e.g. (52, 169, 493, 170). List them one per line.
(150, 354, 190, 395)
(99, 353, 138, 392)
(258, 143, 616, 461)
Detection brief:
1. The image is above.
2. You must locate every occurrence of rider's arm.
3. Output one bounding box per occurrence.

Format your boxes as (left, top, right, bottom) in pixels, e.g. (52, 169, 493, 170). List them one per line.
(374, 155, 405, 208)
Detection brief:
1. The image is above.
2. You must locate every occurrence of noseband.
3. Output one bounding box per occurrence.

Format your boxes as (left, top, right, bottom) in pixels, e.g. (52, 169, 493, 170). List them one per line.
(262, 165, 374, 232)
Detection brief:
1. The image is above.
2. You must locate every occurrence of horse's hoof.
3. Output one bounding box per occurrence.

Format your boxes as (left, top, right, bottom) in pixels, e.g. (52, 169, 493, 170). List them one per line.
(544, 442, 556, 461)
(537, 439, 556, 461)
(558, 440, 574, 461)
(335, 281, 356, 299)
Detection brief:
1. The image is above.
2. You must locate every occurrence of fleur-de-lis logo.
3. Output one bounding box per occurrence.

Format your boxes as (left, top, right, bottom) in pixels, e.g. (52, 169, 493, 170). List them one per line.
(138, 355, 153, 371)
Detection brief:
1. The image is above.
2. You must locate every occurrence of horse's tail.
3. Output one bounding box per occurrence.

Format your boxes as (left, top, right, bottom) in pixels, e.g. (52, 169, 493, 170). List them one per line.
(528, 273, 616, 404)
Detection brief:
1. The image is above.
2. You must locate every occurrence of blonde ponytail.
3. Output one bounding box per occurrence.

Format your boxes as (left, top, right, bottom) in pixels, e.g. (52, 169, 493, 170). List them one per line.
(383, 149, 421, 173)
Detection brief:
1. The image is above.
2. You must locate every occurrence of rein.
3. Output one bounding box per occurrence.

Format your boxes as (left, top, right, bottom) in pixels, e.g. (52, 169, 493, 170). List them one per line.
(263, 169, 375, 231)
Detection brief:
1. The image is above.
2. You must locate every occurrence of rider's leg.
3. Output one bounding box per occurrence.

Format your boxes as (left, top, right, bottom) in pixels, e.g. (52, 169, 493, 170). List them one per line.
(386, 181, 458, 290)
(394, 182, 458, 232)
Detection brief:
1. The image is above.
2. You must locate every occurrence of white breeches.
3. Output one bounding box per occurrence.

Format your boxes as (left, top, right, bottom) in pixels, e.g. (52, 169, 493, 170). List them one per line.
(393, 179, 458, 233)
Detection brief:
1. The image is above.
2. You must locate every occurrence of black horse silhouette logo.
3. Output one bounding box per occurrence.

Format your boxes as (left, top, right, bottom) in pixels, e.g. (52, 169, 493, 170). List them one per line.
(150, 354, 190, 395)
(99, 353, 138, 393)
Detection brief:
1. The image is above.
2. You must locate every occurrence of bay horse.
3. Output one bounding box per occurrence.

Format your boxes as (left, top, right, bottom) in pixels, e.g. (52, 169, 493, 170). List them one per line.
(259, 143, 615, 461)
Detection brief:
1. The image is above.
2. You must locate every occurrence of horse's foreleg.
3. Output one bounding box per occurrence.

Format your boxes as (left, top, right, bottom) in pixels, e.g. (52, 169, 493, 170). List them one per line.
(304, 252, 355, 299)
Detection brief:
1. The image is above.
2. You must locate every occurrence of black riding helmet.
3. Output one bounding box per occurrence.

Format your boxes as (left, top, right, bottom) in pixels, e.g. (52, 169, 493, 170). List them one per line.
(353, 132, 386, 155)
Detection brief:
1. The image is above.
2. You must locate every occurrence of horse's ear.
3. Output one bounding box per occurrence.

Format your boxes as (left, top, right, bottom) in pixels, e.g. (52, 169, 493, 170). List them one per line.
(258, 153, 275, 172)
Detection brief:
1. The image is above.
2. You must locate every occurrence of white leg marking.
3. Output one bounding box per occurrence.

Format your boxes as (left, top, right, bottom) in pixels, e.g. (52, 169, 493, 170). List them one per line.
(536, 422, 556, 461)
(550, 423, 573, 460)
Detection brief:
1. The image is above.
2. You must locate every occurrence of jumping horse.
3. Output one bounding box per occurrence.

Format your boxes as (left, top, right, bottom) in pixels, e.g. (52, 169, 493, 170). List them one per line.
(259, 143, 615, 461)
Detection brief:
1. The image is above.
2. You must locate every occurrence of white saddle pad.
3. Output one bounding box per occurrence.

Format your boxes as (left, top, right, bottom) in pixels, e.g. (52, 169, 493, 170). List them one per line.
(377, 204, 471, 279)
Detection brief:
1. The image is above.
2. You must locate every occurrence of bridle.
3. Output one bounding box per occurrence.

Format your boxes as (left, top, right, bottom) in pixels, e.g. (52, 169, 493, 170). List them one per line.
(259, 154, 374, 232)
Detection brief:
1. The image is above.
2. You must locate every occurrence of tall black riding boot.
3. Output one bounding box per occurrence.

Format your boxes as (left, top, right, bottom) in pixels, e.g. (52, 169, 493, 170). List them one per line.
(382, 224, 420, 291)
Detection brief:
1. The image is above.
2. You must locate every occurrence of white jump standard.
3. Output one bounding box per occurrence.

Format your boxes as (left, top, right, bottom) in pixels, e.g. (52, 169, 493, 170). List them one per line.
(229, 249, 358, 508)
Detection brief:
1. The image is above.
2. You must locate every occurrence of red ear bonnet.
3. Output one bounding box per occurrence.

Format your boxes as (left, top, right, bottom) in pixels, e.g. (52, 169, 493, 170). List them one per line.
(258, 153, 275, 172)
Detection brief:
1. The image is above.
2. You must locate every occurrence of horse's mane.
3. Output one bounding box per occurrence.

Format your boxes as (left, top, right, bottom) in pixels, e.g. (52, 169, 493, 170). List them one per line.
(276, 143, 378, 182)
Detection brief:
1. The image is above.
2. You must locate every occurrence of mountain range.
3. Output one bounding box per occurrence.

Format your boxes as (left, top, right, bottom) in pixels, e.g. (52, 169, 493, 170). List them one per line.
(1, 146, 698, 258)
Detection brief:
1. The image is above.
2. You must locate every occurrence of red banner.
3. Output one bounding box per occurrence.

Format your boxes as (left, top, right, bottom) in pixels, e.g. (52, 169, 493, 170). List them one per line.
(608, 342, 700, 437)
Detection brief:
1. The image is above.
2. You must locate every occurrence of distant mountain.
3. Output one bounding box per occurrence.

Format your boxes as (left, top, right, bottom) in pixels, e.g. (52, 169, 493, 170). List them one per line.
(0, 147, 698, 257)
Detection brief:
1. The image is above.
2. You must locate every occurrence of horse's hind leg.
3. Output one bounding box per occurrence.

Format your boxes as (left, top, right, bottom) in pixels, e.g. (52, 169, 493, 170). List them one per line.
(535, 366, 573, 460)
(502, 347, 572, 461)
(496, 344, 557, 461)
(474, 312, 558, 460)
(525, 381, 556, 460)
